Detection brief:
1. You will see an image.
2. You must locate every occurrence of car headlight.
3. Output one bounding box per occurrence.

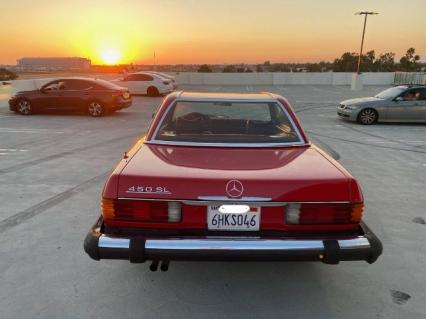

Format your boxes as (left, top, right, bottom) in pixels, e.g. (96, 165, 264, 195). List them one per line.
(345, 105, 360, 110)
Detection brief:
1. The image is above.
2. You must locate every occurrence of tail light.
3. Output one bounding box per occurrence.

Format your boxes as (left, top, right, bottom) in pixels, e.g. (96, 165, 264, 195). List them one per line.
(286, 203, 363, 225)
(102, 198, 181, 223)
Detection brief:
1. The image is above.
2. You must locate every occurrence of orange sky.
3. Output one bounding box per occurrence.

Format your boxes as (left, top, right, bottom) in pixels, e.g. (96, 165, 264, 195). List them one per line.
(1, 0, 425, 65)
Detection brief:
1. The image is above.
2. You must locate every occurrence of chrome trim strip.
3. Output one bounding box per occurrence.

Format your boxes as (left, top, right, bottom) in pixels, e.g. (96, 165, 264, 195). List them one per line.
(338, 238, 370, 249)
(117, 197, 351, 205)
(146, 98, 307, 147)
(197, 196, 272, 202)
(98, 236, 130, 249)
(175, 97, 279, 102)
(145, 239, 325, 251)
(144, 140, 306, 148)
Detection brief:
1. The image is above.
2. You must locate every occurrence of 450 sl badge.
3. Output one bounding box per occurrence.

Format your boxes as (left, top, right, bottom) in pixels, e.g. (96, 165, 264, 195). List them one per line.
(126, 186, 171, 194)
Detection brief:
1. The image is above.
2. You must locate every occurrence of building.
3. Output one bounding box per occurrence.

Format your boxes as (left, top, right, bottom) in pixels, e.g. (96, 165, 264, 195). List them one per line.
(16, 57, 91, 71)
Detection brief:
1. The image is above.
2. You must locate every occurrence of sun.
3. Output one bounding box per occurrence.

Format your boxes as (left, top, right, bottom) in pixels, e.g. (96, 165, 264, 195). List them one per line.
(101, 48, 121, 65)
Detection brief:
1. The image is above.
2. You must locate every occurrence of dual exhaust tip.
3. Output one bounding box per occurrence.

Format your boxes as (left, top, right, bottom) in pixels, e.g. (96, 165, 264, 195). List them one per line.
(149, 260, 169, 272)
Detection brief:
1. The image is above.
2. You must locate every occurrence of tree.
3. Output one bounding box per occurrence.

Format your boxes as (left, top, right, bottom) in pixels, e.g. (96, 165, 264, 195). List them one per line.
(333, 52, 358, 72)
(399, 47, 421, 71)
(222, 65, 237, 73)
(376, 52, 395, 72)
(306, 63, 322, 72)
(333, 51, 378, 72)
(197, 64, 212, 73)
(270, 63, 291, 72)
(256, 64, 264, 72)
(360, 50, 376, 72)
(0, 68, 18, 80)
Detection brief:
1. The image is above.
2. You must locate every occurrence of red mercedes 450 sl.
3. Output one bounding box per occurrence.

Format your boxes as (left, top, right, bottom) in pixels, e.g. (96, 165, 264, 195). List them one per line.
(84, 91, 382, 270)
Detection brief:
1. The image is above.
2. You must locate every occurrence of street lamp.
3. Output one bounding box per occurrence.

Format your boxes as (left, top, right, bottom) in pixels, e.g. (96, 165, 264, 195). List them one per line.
(355, 11, 378, 74)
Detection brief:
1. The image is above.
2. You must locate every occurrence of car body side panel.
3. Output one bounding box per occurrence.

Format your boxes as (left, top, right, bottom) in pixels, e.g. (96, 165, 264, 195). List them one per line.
(384, 100, 415, 121)
(33, 91, 61, 111)
(419, 100, 426, 120)
(124, 80, 148, 95)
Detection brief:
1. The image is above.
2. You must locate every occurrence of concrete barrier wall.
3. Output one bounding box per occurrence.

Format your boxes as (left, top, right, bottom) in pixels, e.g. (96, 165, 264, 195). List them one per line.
(8, 78, 58, 94)
(4, 72, 396, 98)
(178, 73, 274, 85)
(362, 73, 395, 85)
(172, 72, 395, 86)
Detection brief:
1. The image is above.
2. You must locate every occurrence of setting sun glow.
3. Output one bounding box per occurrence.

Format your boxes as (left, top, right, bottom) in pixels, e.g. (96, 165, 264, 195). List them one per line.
(0, 0, 425, 65)
(101, 49, 121, 65)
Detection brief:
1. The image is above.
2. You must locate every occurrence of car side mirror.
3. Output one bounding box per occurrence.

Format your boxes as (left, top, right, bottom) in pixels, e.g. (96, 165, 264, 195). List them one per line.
(395, 97, 403, 102)
(40, 88, 47, 94)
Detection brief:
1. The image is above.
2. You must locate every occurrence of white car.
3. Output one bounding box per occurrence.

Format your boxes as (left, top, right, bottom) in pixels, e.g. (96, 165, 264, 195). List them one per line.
(112, 72, 174, 96)
(145, 71, 177, 89)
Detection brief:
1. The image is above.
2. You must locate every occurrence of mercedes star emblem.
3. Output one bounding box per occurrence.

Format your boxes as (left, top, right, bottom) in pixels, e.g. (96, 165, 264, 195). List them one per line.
(226, 180, 244, 198)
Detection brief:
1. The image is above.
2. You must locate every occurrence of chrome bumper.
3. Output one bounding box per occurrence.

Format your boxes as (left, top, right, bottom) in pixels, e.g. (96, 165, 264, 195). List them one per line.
(84, 217, 382, 264)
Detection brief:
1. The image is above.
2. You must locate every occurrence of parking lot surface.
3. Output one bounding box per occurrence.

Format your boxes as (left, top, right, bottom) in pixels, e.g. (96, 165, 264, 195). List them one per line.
(1, 85, 425, 319)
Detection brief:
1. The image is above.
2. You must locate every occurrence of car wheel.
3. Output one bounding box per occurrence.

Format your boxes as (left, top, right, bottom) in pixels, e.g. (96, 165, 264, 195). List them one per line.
(147, 86, 160, 97)
(358, 108, 378, 125)
(17, 99, 32, 115)
(88, 101, 103, 117)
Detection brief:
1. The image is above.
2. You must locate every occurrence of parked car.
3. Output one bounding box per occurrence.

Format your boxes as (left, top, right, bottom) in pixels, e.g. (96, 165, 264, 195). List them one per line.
(112, 72, 174, 96)
(338, 85, 426, 125)
(84, 91, 382, 270)
(145, 71, 177, 89)
(9, 77, 131, 117)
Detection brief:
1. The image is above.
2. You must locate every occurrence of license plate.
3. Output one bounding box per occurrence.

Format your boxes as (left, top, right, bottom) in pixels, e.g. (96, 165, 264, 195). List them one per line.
(207, 205, 260, 231)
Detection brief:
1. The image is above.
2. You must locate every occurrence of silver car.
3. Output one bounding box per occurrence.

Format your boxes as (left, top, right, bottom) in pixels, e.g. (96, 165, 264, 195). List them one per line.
(337, 85, 426, 125)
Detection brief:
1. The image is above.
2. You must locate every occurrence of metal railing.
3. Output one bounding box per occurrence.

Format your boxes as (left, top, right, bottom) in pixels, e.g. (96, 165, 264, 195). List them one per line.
(394, 72, 426, 85)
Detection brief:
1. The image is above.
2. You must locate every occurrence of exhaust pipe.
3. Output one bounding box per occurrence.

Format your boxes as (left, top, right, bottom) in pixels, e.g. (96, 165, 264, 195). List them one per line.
(149, 260, 159, 271)
(160, 261, 169, 272)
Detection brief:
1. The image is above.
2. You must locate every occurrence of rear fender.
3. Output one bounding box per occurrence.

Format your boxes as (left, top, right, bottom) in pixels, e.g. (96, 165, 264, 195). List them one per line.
(102, 136, 146, 198)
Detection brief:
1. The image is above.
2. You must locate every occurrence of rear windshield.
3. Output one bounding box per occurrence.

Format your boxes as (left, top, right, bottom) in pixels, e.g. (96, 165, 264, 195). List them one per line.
(153, 101, 302, 145)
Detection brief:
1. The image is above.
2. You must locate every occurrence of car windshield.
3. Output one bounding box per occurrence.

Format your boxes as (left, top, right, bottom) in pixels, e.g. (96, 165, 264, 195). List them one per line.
(375, 87, 406, 99)
(154, 101, 302, 145)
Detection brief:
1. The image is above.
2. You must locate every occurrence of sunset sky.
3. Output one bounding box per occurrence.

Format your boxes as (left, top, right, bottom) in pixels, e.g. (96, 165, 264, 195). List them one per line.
(1, 0, 425, 65)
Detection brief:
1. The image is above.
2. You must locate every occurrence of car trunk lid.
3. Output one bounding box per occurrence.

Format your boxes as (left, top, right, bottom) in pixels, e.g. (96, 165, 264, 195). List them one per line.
(117, 144, 351, 202)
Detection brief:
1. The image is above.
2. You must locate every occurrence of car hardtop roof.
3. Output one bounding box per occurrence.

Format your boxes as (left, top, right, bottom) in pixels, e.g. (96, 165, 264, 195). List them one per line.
(173, 91, 279, 102)
(131, 71, 160, 75)
(49, 77, 106, 83)
(42, 77, 124, 90)
(395, 84, 426, 89)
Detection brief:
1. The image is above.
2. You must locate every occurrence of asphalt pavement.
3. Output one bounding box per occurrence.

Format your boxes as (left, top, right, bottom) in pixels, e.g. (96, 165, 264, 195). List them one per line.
(0, 85, 425, 319)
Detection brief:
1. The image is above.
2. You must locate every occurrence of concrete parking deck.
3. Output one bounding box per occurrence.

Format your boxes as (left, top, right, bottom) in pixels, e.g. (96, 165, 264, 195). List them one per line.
(0, 85, 425, 319)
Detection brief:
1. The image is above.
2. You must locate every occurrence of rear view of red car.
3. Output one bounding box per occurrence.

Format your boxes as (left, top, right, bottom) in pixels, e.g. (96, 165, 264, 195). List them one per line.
(84, 91, 382, 270)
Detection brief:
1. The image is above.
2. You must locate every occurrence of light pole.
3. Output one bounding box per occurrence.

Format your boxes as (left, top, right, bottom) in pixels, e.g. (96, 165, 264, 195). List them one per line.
(355, 11, 378, 74)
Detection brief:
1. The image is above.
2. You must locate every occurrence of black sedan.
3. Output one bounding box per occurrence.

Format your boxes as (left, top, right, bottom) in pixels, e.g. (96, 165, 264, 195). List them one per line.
(9, 77, 132, 117)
